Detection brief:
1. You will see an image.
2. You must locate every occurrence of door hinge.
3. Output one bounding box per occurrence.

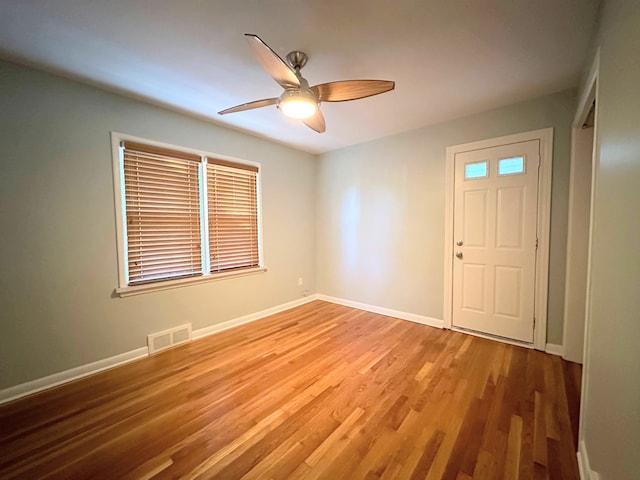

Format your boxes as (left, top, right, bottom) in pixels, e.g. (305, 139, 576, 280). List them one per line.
(536, 238, 539, 249)
(533, 317, 536, 329)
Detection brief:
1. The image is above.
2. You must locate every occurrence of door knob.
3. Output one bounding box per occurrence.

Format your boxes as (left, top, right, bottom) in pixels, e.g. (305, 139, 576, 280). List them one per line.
(456, 240, 464, 246)
(455, 251, 463, 259)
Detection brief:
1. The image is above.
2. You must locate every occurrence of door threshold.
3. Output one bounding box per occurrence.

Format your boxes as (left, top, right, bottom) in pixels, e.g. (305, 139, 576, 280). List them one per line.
(451, 326, 536, 350)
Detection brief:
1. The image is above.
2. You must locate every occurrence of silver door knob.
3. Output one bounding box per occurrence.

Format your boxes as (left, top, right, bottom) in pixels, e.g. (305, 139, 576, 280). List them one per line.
(456, 240, 464, 246)
(455, 251, 463, 258)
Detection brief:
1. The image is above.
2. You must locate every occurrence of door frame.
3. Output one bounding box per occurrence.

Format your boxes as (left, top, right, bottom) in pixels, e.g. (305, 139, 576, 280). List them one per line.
(574, 49, 599, 467)
(562, 66, 597, 363)
(443, 128, 554, 350)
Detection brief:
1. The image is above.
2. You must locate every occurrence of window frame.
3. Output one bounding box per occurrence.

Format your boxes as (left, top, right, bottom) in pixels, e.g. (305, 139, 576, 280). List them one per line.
(111, 132, 265, 297)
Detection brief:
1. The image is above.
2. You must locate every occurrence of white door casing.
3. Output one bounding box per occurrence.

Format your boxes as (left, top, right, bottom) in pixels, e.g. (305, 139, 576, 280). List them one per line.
(563, 52, 599, 365)
(562, 124, 593, 363)
(452, 140, 540, 342)
(444, 128, 553, 350)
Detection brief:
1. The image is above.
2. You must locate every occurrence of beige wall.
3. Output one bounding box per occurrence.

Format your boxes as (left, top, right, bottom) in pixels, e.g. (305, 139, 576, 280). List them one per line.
(0, 60, 579, 392)
(580, 0, 640, 476)
(317, 89, 576, 345)
(0, 60, 317, 389)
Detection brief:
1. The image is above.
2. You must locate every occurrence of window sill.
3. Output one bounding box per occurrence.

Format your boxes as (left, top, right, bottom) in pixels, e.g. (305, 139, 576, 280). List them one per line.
(114, 266, 267, 298)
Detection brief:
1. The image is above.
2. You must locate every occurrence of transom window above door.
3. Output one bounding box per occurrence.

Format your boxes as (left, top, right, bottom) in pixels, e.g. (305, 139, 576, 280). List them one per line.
(464, 161, 488, 179)
(464, 156, 526, 180)
(498, 156, 526, 176)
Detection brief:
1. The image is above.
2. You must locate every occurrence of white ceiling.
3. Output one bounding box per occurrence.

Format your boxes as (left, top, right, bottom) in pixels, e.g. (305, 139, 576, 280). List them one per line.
(0, 0, 599, 154)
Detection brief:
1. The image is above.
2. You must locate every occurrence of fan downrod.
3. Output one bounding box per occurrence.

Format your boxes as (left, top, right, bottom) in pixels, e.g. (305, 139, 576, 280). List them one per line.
(286, 51, 308, 71)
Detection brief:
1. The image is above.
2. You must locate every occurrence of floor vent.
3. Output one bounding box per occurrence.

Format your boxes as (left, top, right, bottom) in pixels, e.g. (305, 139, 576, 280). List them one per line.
(147, 323, 192, 355)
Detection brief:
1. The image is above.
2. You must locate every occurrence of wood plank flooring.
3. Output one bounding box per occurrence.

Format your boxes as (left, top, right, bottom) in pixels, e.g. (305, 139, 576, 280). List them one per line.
(0, 300, 582, 479)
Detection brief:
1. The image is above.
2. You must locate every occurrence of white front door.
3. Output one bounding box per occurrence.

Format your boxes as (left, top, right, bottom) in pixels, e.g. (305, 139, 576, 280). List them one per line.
(452, 140, 540, 342)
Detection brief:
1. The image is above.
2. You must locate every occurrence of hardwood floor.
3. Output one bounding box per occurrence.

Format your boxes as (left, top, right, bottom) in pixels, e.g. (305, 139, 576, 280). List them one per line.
(0, 300, 582, 479)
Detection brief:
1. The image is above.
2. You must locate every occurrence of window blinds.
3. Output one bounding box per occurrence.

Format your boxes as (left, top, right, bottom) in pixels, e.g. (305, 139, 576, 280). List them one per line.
(121, 141, 260, 287)
(122, 142, 203, 284)
(207, 160, 259, 272)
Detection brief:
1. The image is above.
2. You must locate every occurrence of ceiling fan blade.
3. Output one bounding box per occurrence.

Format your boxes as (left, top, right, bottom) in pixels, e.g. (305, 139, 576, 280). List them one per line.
(302, 109, 326, 133)
(245, 34, 300, 89)
(218, 97, 277, 115)
(310, 80, 395, 102)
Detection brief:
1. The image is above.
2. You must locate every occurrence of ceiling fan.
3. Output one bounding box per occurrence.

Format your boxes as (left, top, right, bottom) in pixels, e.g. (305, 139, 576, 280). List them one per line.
(218, 34, 395, 133)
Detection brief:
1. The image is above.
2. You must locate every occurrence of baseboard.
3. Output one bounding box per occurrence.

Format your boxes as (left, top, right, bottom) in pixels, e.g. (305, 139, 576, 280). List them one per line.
(545, 343, 565, 357)
(1, 294, 435, 405)
(0, 347, 149, 405)
(316, 294, 443, 329)
(192, 295, 319, 339)
(577, 440, 600, 480)
(0, 294, 320, 406)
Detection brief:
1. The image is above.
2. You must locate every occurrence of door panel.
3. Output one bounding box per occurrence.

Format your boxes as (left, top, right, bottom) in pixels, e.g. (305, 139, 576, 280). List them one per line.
(494, 265, 522, 318)
(463, 190, 488, 247)
(462, 264, 486, 312)
(496, 186, 525, 248)
(452, 140, 539, 342)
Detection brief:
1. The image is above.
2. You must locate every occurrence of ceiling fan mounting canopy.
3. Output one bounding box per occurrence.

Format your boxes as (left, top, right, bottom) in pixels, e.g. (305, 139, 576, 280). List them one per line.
(286, 50, 308, 71)
(218, 34, 395, 133)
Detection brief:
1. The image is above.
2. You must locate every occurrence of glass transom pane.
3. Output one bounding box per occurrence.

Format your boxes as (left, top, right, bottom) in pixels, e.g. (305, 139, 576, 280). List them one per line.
(498, 156, 525, 176)
(465, 161, 488, 179)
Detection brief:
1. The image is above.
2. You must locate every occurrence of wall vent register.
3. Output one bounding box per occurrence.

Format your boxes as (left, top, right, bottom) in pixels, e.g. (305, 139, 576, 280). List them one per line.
(147, 324, 192, 354)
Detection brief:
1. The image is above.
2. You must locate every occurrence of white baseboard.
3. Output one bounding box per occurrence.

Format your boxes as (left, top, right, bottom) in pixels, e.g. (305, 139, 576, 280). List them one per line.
(1, 293, 564, 405)
(0, 295, 320, 405)
(192, 295, 319, 339)
(545, 343, 565, 357)
(0, 347, 149, 405)
(315, 294, 443, 329)
(1, 294, 442, 405)
(577, 440, 600, 480)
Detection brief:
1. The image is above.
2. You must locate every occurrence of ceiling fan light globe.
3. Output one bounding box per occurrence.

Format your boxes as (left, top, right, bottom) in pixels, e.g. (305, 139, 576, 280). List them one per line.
(278, 89, 318, 119)
(281, 99, 316, 119)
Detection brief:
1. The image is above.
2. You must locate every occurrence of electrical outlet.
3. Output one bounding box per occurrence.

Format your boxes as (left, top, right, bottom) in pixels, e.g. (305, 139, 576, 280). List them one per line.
(298, 277, 303, 286)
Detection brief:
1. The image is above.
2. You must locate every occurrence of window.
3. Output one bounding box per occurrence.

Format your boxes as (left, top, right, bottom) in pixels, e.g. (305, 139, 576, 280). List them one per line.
(113, 135, 263, 296)
(498, 156, 525, 176)
(464, 161, 488, 179)
(207, 160, 259, 272)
